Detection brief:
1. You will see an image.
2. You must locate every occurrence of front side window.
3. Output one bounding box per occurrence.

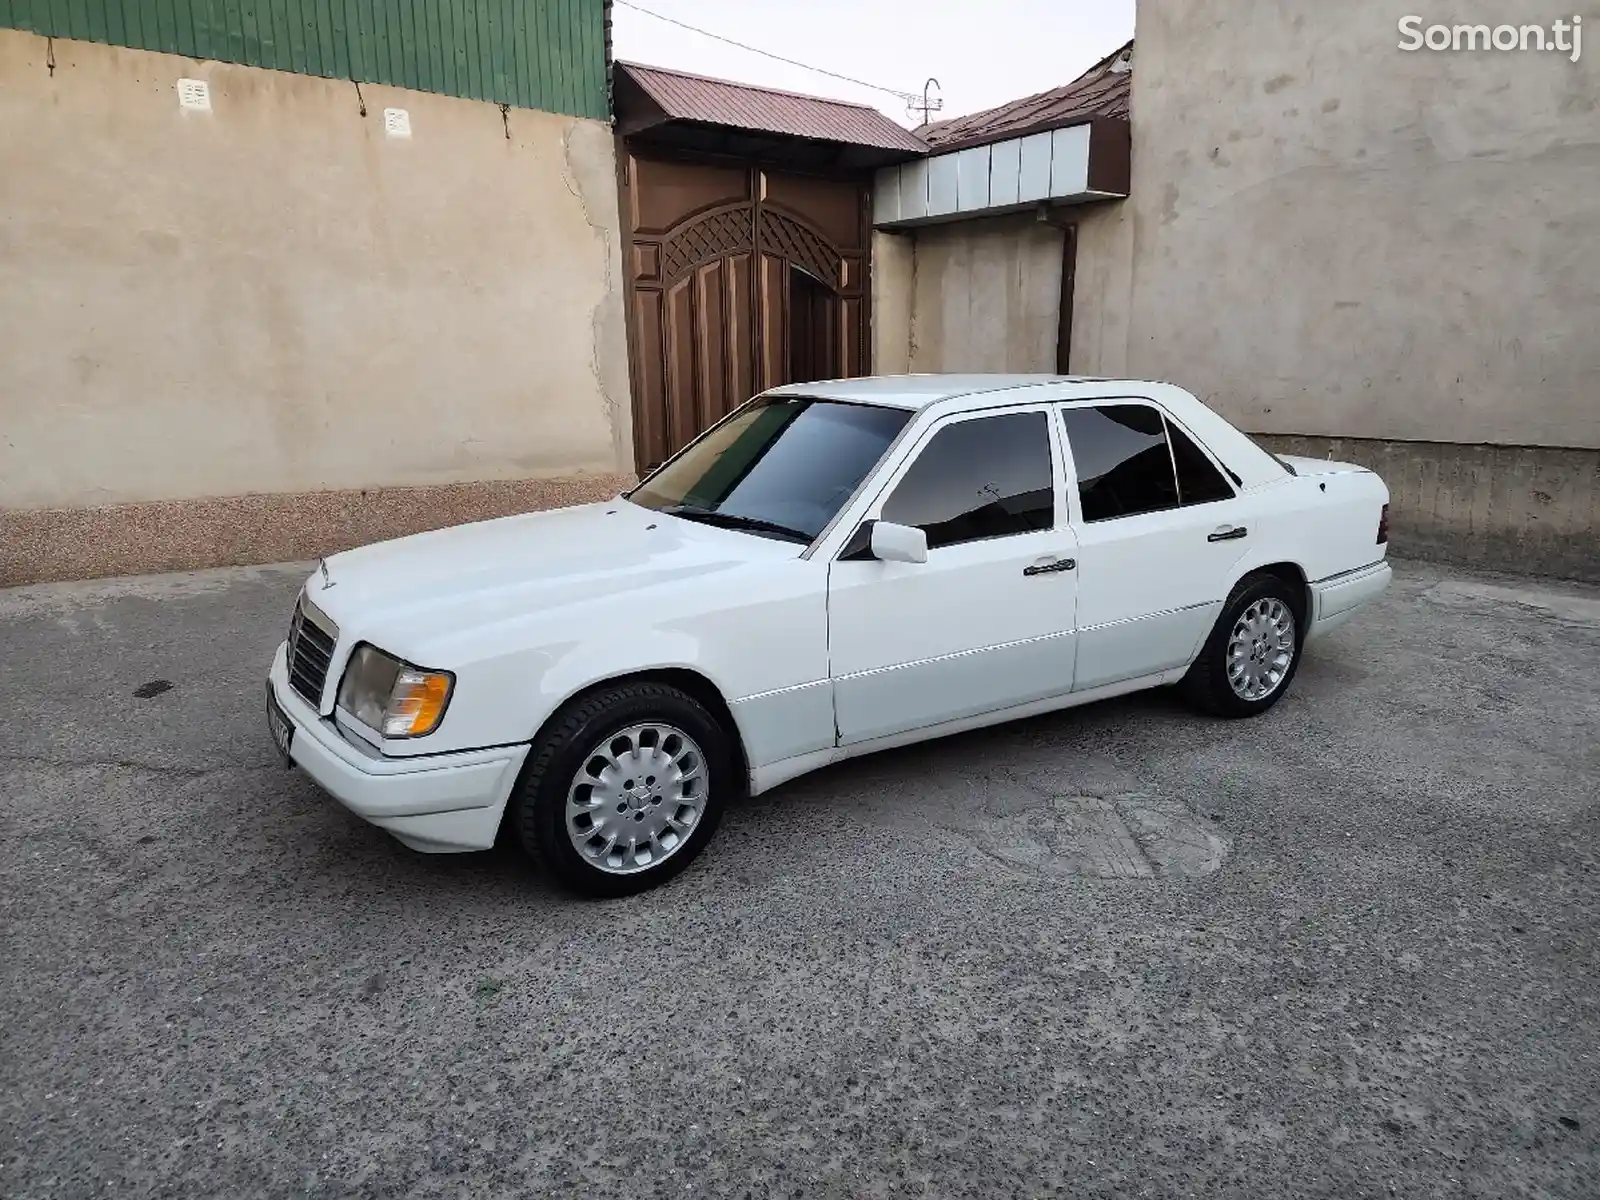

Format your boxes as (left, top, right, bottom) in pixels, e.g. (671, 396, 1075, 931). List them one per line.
(878, 411, 1055, 550)
(1059, 404, 1180, 522)
(628, 396, 911, 543)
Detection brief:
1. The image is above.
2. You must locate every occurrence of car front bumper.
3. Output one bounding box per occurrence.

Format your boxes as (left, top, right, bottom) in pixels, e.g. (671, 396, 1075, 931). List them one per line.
(267, 642, 528, 853)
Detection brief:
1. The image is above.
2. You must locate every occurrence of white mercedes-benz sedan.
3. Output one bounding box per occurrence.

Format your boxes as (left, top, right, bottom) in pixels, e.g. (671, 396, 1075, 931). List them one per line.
(266, 375, 1392, 896)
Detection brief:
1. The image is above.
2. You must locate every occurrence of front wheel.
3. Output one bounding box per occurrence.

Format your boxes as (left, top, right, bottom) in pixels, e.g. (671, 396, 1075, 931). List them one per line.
(511, 682, 732, 897)
(1180, 574, 1305, 718)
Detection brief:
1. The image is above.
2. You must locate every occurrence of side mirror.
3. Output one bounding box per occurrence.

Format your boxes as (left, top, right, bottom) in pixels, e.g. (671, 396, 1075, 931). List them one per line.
(870, 520, 928, 565)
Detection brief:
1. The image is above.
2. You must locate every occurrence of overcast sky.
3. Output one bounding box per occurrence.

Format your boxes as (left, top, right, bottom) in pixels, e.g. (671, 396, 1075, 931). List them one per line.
(610, 0, 1136, 127)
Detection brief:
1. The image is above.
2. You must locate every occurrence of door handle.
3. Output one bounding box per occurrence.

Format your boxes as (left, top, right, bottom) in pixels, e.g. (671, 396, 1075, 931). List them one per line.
(1023, 558, 1076, 577)
(1207, 526, 1248, 542)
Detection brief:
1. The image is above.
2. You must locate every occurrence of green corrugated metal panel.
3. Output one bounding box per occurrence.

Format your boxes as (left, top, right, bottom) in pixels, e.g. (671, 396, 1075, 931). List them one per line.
(0, 0, 609, 118)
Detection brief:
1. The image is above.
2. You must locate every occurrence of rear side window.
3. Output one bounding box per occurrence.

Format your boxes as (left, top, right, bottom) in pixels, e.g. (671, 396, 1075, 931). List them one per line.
(1059, 404, 1178, 522)
(880, 411, 1055, 549)
(1168, 422, 1235, 505)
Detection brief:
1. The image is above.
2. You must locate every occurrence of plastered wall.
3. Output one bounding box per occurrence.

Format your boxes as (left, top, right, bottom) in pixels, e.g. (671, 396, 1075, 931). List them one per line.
(0, 31, 633, 515)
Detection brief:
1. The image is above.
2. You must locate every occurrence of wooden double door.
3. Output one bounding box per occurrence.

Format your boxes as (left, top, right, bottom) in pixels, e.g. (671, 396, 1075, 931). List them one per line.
(620, 153, 872, 472)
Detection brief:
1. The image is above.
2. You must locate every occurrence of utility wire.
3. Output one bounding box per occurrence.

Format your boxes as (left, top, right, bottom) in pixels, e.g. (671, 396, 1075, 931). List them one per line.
(615, 0, 925, 103)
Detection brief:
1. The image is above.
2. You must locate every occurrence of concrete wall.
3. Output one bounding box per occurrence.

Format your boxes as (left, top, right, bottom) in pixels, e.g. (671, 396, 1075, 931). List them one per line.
(1121, 0, 1600, 451)
(901, 214, 1065, 374)
(871, 0, 1600, 580)
(1255, 435, 1600, 582)
(870, 231, 915, 376)
(0, 31, 634, 586)
(869, 203, 1129, 379)
(1109, 0, 1600, 579)
(1067, 200, 1135, 377)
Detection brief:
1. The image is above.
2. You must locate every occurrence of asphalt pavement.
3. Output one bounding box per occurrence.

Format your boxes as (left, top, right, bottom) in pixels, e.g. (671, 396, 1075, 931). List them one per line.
(2, 558, 1597, 1198)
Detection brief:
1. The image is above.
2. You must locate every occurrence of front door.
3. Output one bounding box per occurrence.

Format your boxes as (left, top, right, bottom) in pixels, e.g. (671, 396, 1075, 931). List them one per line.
(1057, 400, 1251, 690)
(827, 406, 1080, 745)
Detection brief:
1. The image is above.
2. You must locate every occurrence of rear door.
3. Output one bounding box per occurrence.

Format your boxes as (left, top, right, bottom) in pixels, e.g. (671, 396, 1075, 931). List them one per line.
(827, 405, 1080, 744)
(1058, 400, 1251, 690)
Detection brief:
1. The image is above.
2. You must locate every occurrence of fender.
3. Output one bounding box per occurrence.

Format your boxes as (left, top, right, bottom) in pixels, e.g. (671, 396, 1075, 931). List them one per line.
(1174, 526, 1311, 666)
(530, 633, 837, 773)
(383, 633, 761, 761)
(376, 556, 829, 757)
(533, 629, 739, 735)
(1213, 488, 1315, 608)
(1222, 551, 1311, 605)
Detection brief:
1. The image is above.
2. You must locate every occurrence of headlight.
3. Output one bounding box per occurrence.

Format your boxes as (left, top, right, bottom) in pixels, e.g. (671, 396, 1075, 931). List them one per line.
(336, 645, 454, 739)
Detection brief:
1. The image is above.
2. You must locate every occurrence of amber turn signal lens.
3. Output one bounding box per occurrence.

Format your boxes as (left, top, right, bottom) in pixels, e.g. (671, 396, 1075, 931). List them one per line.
(383, 669, 454, 738)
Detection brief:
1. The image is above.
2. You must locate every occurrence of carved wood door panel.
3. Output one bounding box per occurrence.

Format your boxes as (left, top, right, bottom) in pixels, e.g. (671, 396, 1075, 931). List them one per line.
(622, 153, 870, 472)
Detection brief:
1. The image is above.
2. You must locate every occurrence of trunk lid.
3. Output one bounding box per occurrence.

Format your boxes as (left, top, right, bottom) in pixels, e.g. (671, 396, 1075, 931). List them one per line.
(1275, 454, 1370, 478)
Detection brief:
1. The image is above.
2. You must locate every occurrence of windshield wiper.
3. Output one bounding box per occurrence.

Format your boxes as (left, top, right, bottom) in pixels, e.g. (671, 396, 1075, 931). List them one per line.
(660, 505, 812, 544)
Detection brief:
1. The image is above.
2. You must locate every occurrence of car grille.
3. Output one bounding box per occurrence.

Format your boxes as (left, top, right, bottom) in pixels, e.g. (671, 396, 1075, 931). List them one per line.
(287, 598, 338, 709)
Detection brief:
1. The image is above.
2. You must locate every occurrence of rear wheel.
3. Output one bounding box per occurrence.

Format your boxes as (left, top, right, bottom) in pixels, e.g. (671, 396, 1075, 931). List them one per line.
(1181, 574, 1304, 718)
(511, 682, 731, 897)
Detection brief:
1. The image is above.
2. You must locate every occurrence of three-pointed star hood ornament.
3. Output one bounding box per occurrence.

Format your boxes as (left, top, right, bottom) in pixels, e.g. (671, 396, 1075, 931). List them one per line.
(318, 558, 335, 590)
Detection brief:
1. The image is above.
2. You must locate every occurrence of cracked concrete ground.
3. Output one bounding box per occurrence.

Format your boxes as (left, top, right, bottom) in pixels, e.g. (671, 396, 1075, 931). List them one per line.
(2, 558, 1598, 1198)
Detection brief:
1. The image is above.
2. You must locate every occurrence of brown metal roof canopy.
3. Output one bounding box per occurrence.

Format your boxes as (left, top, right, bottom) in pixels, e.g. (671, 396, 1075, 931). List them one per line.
(918, 40, 1133, 155)
(615, 61, 930, 173)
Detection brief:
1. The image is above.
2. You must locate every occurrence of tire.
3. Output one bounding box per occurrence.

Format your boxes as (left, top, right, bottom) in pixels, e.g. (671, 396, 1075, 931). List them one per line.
(511, 681, 732, 898)
(1180, 573, 1306, 718)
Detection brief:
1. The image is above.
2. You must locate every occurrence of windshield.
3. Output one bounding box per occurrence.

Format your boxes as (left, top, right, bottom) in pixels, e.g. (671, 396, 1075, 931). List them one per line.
(627, 396, 912, 543)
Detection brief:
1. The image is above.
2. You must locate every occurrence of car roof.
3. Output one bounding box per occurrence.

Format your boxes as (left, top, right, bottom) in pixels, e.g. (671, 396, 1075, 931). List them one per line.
(765, 374, 1291, 491)
(768, 374, 1162, 412)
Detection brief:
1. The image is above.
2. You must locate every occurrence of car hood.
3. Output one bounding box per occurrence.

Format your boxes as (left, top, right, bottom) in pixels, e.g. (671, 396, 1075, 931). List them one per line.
(306, 499, 800, 648)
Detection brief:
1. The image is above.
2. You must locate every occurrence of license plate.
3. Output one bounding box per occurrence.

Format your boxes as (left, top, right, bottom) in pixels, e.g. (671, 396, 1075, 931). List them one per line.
(266, 683, 294, 767)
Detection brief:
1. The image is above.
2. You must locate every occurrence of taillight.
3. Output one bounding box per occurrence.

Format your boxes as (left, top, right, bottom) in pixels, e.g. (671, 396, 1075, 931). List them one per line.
(1377, 503, 1390, 545)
